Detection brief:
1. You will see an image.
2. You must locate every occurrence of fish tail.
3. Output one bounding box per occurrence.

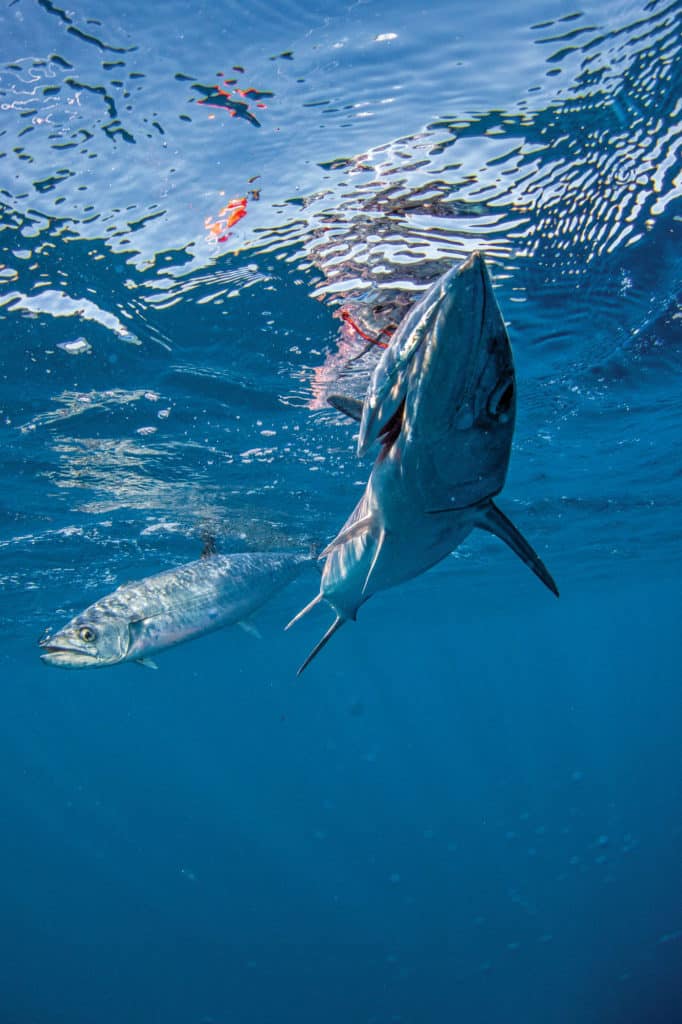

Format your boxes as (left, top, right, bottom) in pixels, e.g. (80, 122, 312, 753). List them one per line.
(297, 616, 345, 676)
(285, 593, 322, 631)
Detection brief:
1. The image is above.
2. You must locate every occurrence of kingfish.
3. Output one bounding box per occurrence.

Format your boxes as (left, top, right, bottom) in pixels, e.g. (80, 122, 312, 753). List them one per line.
(40, 546, 311, 669)
(288, 251, 558, 673)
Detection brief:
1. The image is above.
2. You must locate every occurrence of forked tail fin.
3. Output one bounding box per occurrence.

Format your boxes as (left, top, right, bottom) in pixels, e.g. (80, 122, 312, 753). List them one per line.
(297, 616, 345, 676)
(285, 593, 322, 631)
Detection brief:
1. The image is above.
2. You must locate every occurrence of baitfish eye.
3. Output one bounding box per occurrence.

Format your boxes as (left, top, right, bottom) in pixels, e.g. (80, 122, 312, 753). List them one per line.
(488, 378, 515, 421)
(79, 626, 96, 643)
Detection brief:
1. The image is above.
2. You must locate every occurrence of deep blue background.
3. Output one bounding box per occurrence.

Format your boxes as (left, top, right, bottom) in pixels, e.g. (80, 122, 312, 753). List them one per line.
(2, 581, 682, 1023)
(1, 0, 681, 1020)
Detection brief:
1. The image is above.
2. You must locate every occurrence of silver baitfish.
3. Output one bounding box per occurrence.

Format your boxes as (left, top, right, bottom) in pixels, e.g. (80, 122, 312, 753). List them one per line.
(288, 251, 558, 673)
(40, 546, 311, 669)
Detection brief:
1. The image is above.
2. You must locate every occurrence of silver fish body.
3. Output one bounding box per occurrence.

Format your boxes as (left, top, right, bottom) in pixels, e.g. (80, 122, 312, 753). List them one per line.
(40, 550, 310, 669)
(289, 252, 557, 673)
(318, 457, 476, 622)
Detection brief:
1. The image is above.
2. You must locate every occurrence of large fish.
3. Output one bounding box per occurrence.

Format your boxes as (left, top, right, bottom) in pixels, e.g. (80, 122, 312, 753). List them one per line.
(40, 545, 311, 669)
(288, 251, 558, 673)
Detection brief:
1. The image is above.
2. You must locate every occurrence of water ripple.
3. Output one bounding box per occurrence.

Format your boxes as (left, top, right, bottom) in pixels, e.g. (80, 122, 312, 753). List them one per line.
(0, 0, 680, 608)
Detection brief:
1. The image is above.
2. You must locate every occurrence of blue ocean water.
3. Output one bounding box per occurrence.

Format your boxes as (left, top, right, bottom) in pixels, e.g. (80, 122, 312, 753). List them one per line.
(1, 0, 681, 1020)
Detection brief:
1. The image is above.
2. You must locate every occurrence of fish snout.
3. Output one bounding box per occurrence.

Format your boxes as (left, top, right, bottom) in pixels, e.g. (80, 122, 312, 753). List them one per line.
(459, 249, 484, 274)
(37, 626, 97, 667)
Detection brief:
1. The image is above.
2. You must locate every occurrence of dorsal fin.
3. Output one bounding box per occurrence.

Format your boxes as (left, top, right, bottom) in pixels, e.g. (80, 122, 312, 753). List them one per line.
(200, 533, 218, 559)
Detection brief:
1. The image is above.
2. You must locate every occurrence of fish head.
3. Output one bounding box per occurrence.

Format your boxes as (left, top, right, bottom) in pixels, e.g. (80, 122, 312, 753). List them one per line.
(403, 250, 516, 508)
(358, 278, 441, 457)
(39, 608, 131, 668)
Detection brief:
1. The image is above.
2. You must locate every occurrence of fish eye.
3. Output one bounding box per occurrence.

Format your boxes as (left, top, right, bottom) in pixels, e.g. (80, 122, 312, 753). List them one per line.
(488, 379, 515, 421)
(79, 626, 96, 643)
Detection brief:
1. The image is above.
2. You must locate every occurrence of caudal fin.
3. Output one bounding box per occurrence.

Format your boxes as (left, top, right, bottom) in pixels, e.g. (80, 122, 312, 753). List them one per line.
(476, 501, 559, 597)
(297, 616, 345, 676)
(285, 593, 322, 631)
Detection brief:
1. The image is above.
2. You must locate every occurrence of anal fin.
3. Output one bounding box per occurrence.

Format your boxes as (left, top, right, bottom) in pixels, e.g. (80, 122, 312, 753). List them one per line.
(476, 501, 559, 597)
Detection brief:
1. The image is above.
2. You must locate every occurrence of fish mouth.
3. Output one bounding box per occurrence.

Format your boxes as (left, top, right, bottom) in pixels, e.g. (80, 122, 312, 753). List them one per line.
(414, 253, 491, 405)
(357, 255, 482, 458)
(39, 640, 99, 668)
(446, 252, 507, 377)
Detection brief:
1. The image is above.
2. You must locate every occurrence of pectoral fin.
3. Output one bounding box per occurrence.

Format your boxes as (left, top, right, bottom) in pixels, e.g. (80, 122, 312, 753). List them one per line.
(128, 617, 153, 649)
(476, 501, 559, 597)
(361, 528, 386, 596)
(328, 394, 364, 422)
(136, 657, 159, 670)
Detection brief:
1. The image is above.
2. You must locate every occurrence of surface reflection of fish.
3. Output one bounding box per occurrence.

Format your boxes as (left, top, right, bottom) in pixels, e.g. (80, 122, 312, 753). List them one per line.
(40, 543, 311, 669)
(308, 299, 395, 409)
(308, 293, 413, 410)
(289, 252, 558, 673)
